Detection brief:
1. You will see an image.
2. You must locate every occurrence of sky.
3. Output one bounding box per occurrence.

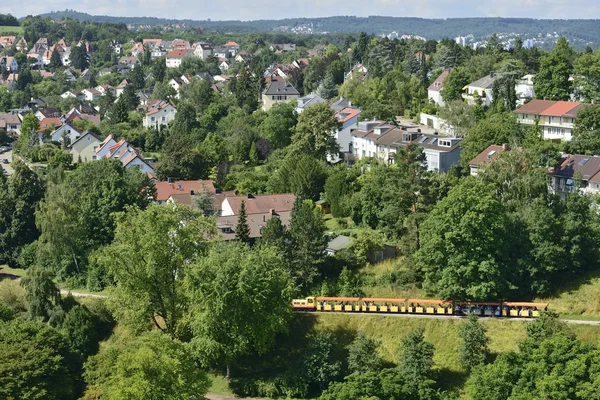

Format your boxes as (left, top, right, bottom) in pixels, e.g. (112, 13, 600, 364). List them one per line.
(3, 0, 600, 21)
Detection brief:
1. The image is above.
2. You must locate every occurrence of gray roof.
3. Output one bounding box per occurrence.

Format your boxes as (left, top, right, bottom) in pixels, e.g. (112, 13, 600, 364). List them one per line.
(330, 97, 351, 113)
(297, 93, 325, 109)
(327, 235, 352, 252)
(263, 80, 300, 96)
(468, 74, 498, 89)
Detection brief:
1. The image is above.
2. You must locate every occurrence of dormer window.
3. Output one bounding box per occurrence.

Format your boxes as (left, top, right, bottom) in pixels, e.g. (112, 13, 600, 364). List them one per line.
(439, 140, 452, 147)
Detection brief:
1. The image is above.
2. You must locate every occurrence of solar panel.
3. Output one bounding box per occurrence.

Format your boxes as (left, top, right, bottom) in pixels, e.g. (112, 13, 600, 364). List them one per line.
(428, 138, 437, 145)
(579, 158, 589, 166)
(418, 136, 427, 143)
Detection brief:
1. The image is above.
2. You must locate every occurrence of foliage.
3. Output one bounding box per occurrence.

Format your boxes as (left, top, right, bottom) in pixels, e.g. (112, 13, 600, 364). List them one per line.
(103, 204, 214, 335)
(441, 67, 470, 102)
(416, 178, 513, 300)
(186, 243, 294, 376)
(259, 101, 298, 149)
(346, 331, 383, 374)
(235, 200, 251, 243)
(568, 104, 600, 155)
(61, 305, 98, 356)
(288, 197, 327, 290)
(398, 327, 435, 393)
(20, 265, 60, 321)
(534, 37, 574, 101)
(83, 331, 209, 400)
(271, 153, 328, 201)
(459, 314, 489, 371)
(319, 369, 423, 400)
(291, 103, 340, 160)
(0, 319, 79, 400)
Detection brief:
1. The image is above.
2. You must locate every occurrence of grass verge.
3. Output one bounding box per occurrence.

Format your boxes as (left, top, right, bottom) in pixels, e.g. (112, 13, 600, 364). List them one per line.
(0, 26, 23, 34)
(207, 373, 235, 396)
(0, 265, 27, 278)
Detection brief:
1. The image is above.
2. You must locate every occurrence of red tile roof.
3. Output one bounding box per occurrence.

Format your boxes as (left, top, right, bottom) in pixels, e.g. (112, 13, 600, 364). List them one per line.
(468, 145, 507, 166)
(336, 107, 361, 124)
(155, 180, 216, 202)
(514, 99, 557, 115)
(166, 49, 191, 59)
(540, 101, 582, 117)
(38, 117, 62, 131)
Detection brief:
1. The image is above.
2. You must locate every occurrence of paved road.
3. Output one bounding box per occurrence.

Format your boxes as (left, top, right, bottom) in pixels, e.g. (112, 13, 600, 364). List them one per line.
(1, 150, 13, 176)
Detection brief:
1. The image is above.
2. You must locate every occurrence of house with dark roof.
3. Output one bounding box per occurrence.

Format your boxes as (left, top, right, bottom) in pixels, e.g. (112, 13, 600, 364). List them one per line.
(514, 99, 583, 141)
(261, 78, 300, 111)
(428, 70, 449, 106)
(296, 93, 326, 114)
(462, 72, 499, 106)
(468, 144, 510, 176)
(549, 154, 600, 198)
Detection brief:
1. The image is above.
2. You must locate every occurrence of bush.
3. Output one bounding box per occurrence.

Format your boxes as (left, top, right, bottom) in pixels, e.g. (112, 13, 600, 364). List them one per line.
(0, 279, 27, 314)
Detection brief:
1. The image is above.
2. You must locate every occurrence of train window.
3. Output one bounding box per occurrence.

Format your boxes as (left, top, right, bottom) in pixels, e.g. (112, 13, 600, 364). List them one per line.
(308, 299, 313, 304)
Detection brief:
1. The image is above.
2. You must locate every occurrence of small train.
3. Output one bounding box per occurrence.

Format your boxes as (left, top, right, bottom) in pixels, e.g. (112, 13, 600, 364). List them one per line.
(292, 296, 549, 318)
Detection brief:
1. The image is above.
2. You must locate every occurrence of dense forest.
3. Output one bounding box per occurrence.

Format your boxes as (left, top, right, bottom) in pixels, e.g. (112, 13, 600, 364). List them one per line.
(33, 10, 600, 45)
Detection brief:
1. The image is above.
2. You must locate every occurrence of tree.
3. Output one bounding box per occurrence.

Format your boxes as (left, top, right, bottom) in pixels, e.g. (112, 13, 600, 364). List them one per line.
(320, 369, 416, 400)
(84, 331, 209, 400)
(120, 82, 140, 111)
(179, 78, 214, 115)
(416, 179, 513, 300)
(0, 319, 79, 400)
(298, 332, 343, 394)
(235, 200, 250, 244)
(16, 113, 40, 155)
(20, 266, 60, 321)
(459, 314, 489, 371)
(49, 47, 63, 69)
(170, 101, 199, 136)
(260, 216, 287, 251)
(153, 57, 167, 82)
(62, 305, 98, 356)
(288, 197, 327, 290)
(568, 104, 600, 155)
(291, 103, 340, 160)
(346, 331, 383, 374)
(0, 159, 44, 266)
(317, 72, 338, 100)
(102, 205, 213, 335)
(110, 96, 129, 123)
(129, 63, 145, 90)
(398, 328, 435, 393)
(534, 37, 573, 101)
(259, 101, 298, 149)
(272, 154, 328, 201)
(441, 67, 470, 102)
(324, 166, 353, 217)
(70, 45, 89, 70)
(194, 184, 215, 216)
(157, 134, 209, 181)
(186, 243, 294, 378)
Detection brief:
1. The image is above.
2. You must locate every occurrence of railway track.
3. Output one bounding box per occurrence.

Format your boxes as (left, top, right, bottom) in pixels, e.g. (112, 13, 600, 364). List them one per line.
(303, 311, 600, 326)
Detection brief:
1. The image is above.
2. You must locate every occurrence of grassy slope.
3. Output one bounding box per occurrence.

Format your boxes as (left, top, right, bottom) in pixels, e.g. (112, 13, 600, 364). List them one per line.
(0, 26, 23, 34)
(0, 265, 27, 278)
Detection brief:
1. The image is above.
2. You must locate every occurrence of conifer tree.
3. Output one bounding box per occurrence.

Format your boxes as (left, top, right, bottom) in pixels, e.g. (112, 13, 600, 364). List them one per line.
(235, 200, 250, 244)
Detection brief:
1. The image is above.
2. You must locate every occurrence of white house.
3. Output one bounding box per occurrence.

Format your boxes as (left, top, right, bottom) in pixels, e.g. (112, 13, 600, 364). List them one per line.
(0, 56, 18, 72)
(428, 70, 449, 106)
(61, 90, 85, 101)
(115, 79, 129, 97)
(462, 73, 498, 106)
(515, 74, 535, 106)
(296, 93, 326, 114)
(169, 77, 185, 97)
(166, 49, 192, 68)
(514, 99, 583, 141)
(94, 134, 118, 159)
(143, 101, 177, 129)
(194, 43, 213, 60)
(49, 123, 82, 144)
(328, 107, 362, 163)
(81, 88, 101, 102)
(218, 59, 230, 72)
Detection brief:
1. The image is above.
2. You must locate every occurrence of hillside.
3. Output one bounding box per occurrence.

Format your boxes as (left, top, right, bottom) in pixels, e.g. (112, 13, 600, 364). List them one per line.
(35, 10, 600, 45)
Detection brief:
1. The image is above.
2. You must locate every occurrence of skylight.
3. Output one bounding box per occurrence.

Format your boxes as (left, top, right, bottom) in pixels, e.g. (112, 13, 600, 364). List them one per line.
(579, 158, 589, 166)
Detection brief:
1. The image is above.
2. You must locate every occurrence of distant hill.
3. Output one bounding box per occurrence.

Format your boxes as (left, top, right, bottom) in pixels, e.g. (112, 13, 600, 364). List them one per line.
(35, 10, 600, 45)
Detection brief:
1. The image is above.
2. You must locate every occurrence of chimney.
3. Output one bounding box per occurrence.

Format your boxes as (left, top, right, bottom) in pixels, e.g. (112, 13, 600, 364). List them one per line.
(417, 128, 421, 133)
(167, 177, 172, 184)
(247, 193, 254, 199)
(502, 143, 510, 151)
(434, 132, 438, 136)
(490, 72, 495, 78)
(270, 208, 275, 215)
(263, 215, 266, 222)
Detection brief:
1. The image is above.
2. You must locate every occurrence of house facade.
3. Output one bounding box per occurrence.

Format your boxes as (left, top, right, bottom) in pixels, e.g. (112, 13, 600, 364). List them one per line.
(143, 101, 177, 129)
(468, 144, 509, 176)
(462, 73, 498, 106)
(261, 79, 300, 111)
(427, 70, 449, 106)
(70, 131, 102, 163)
(166, 49, 192, 68)
(549, 154, 600, 198)
(49, 123, 81, 144)
(514, 99, 583, 141)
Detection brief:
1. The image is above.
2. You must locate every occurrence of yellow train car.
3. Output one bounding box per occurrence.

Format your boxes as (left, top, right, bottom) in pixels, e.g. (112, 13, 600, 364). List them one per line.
(316, 297, 361, 312)
(406, 299, 453, 315)
(292, 296, 316, 311)
(504, 302, 548, 318)
(360, 298, 406, 313)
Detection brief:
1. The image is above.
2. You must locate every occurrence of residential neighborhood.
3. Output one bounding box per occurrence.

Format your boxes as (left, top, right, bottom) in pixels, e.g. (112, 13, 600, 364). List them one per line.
(3, 8, 600, 400)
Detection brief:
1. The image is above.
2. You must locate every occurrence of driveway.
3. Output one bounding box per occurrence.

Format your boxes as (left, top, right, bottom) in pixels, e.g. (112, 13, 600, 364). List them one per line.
(1, 150, 13, 176)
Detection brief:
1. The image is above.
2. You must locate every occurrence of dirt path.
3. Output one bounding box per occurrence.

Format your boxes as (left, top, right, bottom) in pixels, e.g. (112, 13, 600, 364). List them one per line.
(205, 394, 261, 400)
(59, 289, 107, 299)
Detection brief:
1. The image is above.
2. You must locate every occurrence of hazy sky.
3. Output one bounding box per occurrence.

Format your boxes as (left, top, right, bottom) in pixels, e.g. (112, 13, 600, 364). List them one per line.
(3, 0, 600, 21)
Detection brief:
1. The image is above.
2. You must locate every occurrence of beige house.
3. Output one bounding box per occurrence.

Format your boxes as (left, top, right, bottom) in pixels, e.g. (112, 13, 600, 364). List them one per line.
(70, 130, 102, 163)
(261, 79, 299, 111)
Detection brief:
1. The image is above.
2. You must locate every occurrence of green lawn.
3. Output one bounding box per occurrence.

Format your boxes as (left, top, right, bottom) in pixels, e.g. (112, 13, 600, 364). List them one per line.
(536, 269, 600, 318)
(0, 26, 23, 34)
(0, 265, 27, 278)
(207, 373, 235, 396)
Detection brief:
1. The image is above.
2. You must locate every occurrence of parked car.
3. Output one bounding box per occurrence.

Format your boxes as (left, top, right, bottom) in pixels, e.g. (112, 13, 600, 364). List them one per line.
(2, 159, 8, 164)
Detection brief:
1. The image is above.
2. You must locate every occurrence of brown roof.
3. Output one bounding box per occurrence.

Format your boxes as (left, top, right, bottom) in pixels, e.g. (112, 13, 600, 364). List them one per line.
(514, 99, 557, 115)
(223, 194, 295, 215)
(166, 49, 190, 59)
(469, 145, 507, 167)
(155, 180, 215, 202)
(217, 212, 292, 240)
(39, 117, 62, 131)
(428, 70, 449, 92)
(540, 101, 582, 117)
(552, 155, 600, 181)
